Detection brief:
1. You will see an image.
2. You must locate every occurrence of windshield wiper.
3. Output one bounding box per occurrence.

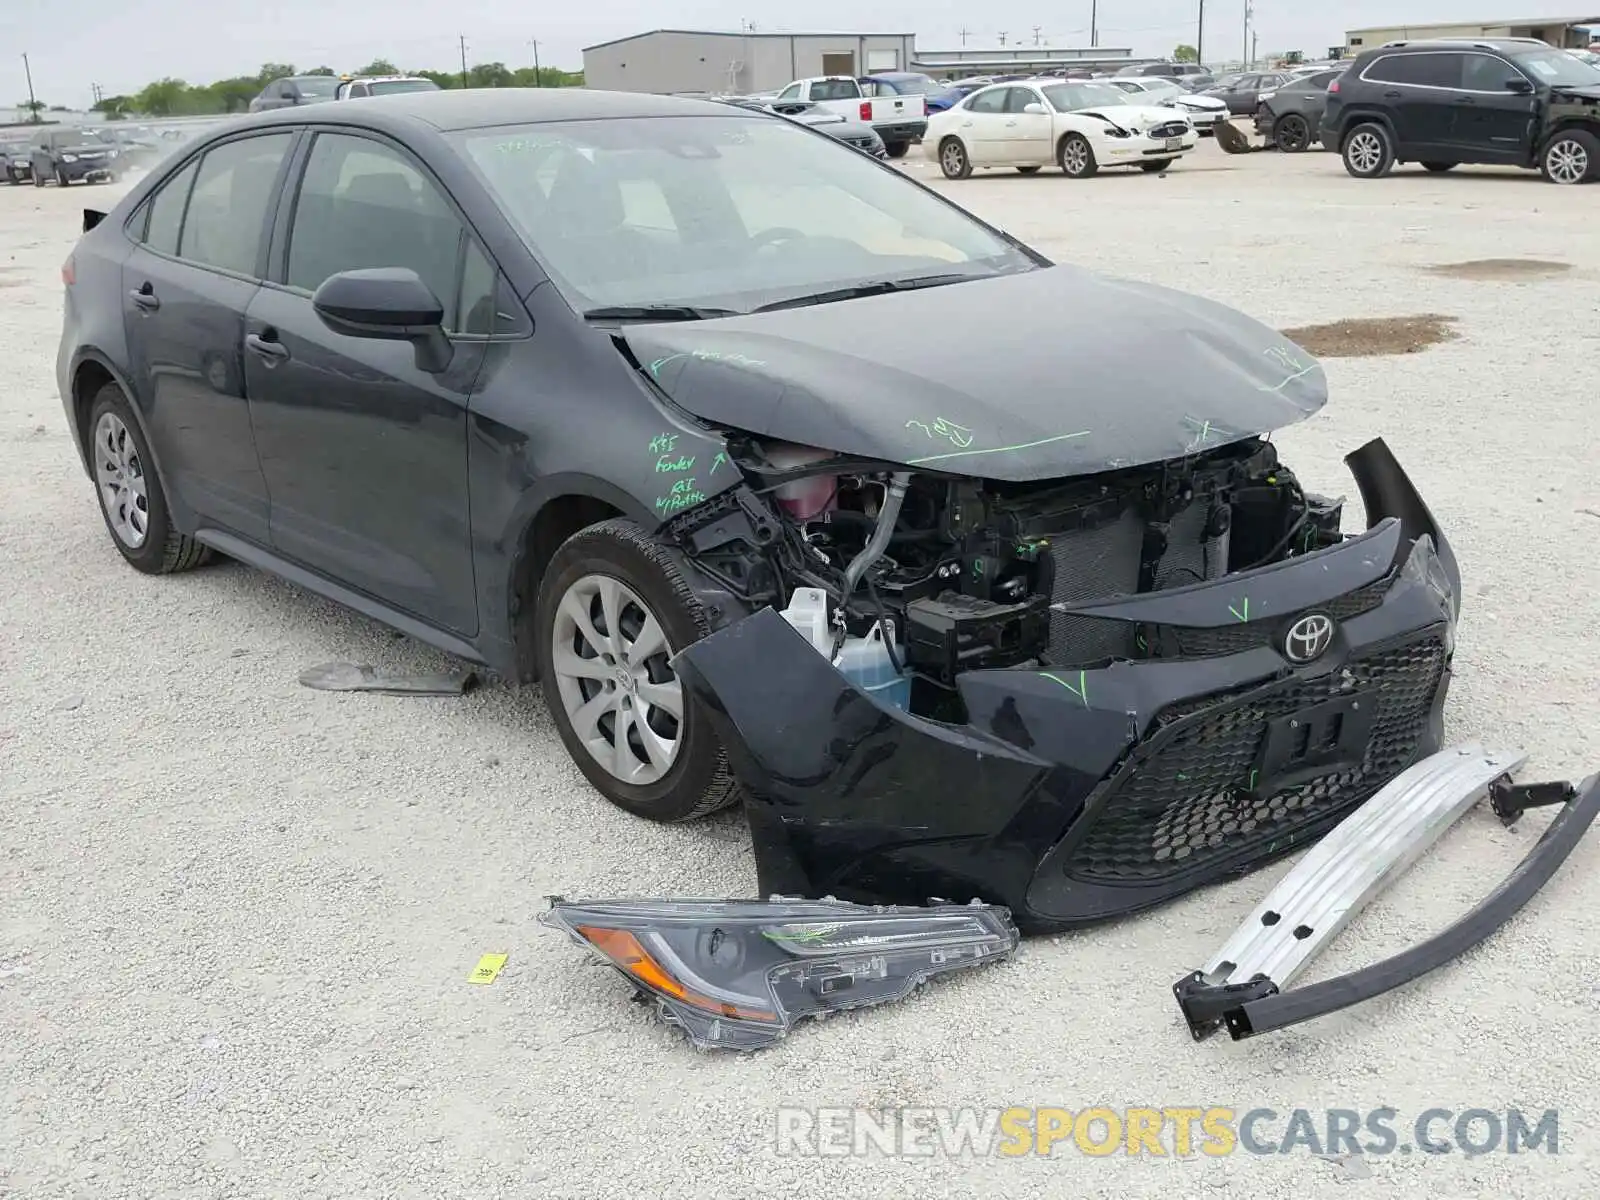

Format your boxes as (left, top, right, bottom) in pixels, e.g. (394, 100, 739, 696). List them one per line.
(751, 272, 997, 313)
(582, 303, 741, 322)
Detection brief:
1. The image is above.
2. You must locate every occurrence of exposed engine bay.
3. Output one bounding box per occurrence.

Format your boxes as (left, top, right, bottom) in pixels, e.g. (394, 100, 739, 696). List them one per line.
(666, 434, 1346, 716)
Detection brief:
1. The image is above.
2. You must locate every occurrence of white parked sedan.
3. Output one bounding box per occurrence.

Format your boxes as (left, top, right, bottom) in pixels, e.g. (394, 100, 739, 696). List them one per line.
(1108, 77, 1230, 135)
(923, 80, 1196, 179)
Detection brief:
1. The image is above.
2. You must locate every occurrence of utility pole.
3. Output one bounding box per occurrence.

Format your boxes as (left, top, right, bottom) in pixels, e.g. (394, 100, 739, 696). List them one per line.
(1091, 0, 1099, 46)
(1033, 26, 1042, 46)
(958, 27, 971, 46)
(1196, 1, 1206, 67)
(459, 35, 469, 89)
(998, 31, 1008, 46)
(530, 39, 542, 86)
(1243, 1, 1253, 68)
(22, 52, 38, 121)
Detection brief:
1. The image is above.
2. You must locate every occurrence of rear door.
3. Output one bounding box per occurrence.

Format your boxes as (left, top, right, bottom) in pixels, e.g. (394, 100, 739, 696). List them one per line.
(120, 131, 295, 542)
(1450, 52, 1539, 160)
(243, 129, 490, 636)
(1358, 51, 1459, 152)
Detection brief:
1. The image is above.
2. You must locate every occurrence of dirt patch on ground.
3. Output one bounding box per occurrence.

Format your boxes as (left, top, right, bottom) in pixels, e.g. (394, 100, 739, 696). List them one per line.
(1423, 258, 1570, 281)
(1279, 315, 1460, 358)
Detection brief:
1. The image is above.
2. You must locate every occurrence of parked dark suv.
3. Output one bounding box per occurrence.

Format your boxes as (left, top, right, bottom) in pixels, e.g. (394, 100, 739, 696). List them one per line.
(1321, 37, 1600, 183)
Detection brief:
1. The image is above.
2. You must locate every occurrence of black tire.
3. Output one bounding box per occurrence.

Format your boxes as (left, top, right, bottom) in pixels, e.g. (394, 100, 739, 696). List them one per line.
(1140, 159, 1172, 173)
(33, 168, 45, 188)
(1538, 129, 1597, 184)
(1340, 122, 1395, 178)
(85, 383, 212, 575)
(884, 141, 910, 159)
(937, 137, 972, 179)
(1421, 161, 1458, 172)
(1015, 165, 1042, 174)
(1273, 114, 1311, 152)
(56, 166, 70, 187)
(1058, 133, 1098, 178)
(534, 518, 739, 823)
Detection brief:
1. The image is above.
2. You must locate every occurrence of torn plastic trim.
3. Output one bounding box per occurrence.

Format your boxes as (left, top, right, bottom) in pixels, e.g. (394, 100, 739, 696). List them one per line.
(1175, 743, 1525, 1040)
(1176, 766, 1600, 1042)
(538, 896, 1020, 1050)
(1345, 438, 1461, 619)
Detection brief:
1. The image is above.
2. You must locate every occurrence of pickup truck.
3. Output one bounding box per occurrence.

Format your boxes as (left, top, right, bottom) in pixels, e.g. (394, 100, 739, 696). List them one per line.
(771, 76, 927, 158)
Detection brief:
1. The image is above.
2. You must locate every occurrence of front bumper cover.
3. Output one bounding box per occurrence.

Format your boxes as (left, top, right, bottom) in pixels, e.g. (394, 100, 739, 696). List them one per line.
(673, 438, 1466, 935)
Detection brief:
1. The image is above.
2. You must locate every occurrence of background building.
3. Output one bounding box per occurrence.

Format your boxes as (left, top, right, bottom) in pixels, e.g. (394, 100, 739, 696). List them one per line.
(1345, 14, 1600, 53)
(582, 30, 917, 95)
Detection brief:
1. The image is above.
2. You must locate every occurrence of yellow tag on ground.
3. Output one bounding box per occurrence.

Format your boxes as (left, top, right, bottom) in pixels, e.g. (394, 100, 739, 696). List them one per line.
(468, 953, 509, 985)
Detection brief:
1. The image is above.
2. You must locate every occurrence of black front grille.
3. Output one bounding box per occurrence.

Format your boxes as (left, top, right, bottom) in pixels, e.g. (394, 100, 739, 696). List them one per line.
(1149, 121, 1188, 139)
(1155, 570, 1395, 659)
(1064, 632, 1448, 882)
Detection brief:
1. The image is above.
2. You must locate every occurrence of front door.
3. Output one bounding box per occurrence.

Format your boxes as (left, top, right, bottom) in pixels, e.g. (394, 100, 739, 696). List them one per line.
(243, 129, 484, 636)
(1449, 52, 1540, 161)
(1002, 86, 1055, 163)
(120, 131, 295, 543)
(958, 87, 1012, 164)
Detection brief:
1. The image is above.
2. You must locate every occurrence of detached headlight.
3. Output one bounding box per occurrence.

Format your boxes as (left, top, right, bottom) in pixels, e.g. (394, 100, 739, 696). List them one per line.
(60, 154, 77, 163)
(540, 897, 1020, 1050)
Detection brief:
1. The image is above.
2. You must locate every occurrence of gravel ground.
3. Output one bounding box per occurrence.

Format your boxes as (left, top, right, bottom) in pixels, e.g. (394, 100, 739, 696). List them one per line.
(3, 145, 1599, 1199)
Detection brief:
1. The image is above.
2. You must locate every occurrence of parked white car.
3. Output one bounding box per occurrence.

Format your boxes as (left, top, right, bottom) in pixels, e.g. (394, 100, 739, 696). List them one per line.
(923, 80, 1196, 179)
(1108, 77, 1229, 135)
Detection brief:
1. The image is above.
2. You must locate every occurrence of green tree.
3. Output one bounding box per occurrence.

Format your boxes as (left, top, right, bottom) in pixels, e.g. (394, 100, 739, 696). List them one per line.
(357, 59, 400, 76)
(413, 69, 460, 89)
(16, 98, 46, 120)
(255, 63, 297, 85)
(467, 62, 515, 88)
(1173, 44, 1199, 63)
(305, 66, 337, 76)
(92, 95, 134, 115)
(133, 78, 192, 115)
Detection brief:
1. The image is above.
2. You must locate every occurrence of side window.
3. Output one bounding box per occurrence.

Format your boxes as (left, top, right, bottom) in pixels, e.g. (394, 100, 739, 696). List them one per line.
(1005, 87, 1042, 113)
(778, 83, 802, 101)
(178, 133, 293, 276)
(1366, 53, 1459, 87)
(139, 158, 199, 256)
(350, 83, 369, 98)
(1462, 54, 1523, 91)
(968, 88, 1008, 114)
(456, 240, 500, 335)
(285, 133, 465, 329)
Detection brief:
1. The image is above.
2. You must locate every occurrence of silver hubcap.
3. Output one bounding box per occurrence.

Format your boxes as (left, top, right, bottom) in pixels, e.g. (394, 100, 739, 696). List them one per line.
(1348, 131, 1383, 173)
(93, 412, 149, 549)
(941, 142, 964, 174)
(1547, 139, 1587, 183)
(1063, 140, 1088, 173)
(550, 573, 683, 786)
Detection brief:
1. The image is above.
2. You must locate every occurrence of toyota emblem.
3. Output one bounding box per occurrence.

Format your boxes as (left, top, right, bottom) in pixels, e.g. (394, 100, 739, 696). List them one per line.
(1284, 613, 1336, 664)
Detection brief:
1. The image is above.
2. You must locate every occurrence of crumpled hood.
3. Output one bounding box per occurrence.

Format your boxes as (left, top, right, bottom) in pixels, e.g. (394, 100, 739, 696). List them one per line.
(626, 264, 1326, 481)
(62, 143, 115, 156)
(1175, 94, 1229, 110)
(1082, 104, 1191, 130)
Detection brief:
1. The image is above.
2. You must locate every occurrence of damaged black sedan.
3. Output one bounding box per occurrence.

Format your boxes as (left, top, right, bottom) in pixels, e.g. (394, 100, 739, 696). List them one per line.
(61, 90, 1461, 935)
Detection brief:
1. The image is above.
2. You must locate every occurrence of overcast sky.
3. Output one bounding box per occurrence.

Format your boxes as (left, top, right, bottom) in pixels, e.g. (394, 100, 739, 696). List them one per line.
(4, 1, 1597, 109)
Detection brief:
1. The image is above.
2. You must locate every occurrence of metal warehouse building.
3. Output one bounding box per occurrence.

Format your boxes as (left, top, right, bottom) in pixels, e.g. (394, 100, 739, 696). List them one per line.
(1345, 14, 1600, 52)
(581, 29, 917, 95)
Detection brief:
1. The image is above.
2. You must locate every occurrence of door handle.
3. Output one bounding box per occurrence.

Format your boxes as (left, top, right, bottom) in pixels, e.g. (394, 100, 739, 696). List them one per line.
(1453, 95, 1476, 105)
(245, 331, 289, 363)
(129, 285, 159, 312)
(1383, 90, 1402, 99)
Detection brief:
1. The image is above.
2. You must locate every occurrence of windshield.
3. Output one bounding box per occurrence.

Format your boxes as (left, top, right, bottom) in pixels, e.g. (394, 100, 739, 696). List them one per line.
(370, 79, 440, 95)
(72, 129, 108, 143)
(294, 76, 339, 97)
(1043, 82, 1132, 111)
(1516, 48, 1600, 87)
(451, 115, 1034, 315)
(1136, 79, 1184, 100)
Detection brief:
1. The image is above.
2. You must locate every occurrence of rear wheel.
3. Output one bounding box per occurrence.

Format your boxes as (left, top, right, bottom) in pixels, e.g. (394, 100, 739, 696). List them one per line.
(884, 141, 910, 159)
(1341, 122, 1394, 178)
(85, 383, 212, 575)
(1058, 133, 1098, 178)
(1272, 114, 1311, 152)
(1015, 165, 1042, 174)
(535, 519, 739, 823)
(1421, 161, 1458, 172)
(1539, 130, 1596, 184)
(1140, 158, 1172, 173)
(938, 137, 972, 179)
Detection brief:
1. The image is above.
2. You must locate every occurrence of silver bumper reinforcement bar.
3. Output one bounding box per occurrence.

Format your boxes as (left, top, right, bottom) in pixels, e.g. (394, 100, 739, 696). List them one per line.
(1176, 744, 1600, 1041)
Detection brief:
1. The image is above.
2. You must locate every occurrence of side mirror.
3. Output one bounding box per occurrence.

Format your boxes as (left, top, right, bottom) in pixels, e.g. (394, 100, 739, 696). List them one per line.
(1505, 77, 1534, 94)
(312, 268, 454, 373)
(1023, 102, 1047, 115)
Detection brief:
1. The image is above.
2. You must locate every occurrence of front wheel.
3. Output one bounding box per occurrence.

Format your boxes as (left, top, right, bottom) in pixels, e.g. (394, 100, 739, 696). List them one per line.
(1539, 130, 1596, 184)
(1058, 133, 1098, 178)
(884, 141, 910, 159)
(938, 137, 972, 179)
(1273, 114, 1311, 152)
(1341, 122, 1395, 178)
(56, 167, 70, 187)
(1140, 158, 1172, 173)
(535, 519, 739, 823)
